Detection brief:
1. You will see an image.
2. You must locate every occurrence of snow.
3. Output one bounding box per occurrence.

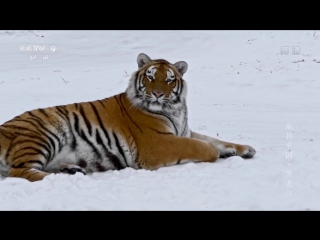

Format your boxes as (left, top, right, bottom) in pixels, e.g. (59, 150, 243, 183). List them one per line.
(0, 30, 319, 210)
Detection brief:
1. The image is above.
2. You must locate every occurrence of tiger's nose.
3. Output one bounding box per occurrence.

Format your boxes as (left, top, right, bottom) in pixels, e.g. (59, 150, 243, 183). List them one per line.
(152, 90, 164, 98)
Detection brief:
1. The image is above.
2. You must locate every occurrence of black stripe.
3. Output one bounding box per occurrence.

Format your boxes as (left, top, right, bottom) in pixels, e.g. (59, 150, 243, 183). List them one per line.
(57, 105, 69, 115)
(125, 127, 138, 164)
(73, 113, 101, 159)
(172, 80, 179, 95)
(2, 125, 41, 135)
(70, 131, 77, 151)
(79, 105, 92, 136)
(172, 96, 181, 104)
(27, 114, 46, 124)
(177, 159, 181, 164)
(56, 106, 71, 123)
(3, 124, 57, 158)
(114, 96, 125, 117)
(26, 171, 41, 179)
(57, 105, 68, 114)
(15, 160, 45, 170)
(15, 146, 48, 159)
(89, 102, 112, 149)
(149, 127, 173, 135)
(26, 160, 44, 166)
(11, 162, 25, 168)
(181, 123, 188, 137)
(55, 109, 68, 123)
(80, 130, 102, 158)
(118, 94, 143, 133)
(135, 72, 140, 93)
(12, 118, 59, 155)
(172, 90, 179, 96)
(27, 111, 52, 126)
(98, 100, 105, 107)
(136, 154, 142, 169)
(73, 112, 80, 133)
(74, 103, 79, 110)
(112, 131, 128, 167)
(20, 168, 30, 176)
(8, 133, 48, 146)
(181, 115, 188, 137)
(11, 162, 24, 168)
(56, 108, 77, 151)
(31, 118, 65, 152)
(13, 141, 51, 159)
(27, 111, 39, 119)
(171, 80, 183, 104)
(138, 74, 145, 91)
(21, 118, 59, 155)
(176, 79, 181, 94)
(95, 129, 123, 170)
(133, 72, 141, 96)
(5, 133, 50, 160)
(38, 108, 49, 118)
(0, 128, 14, 139)
(180, 80, 184, 95)
(14, 152, 45, 162)
(145, 110, 178, 135)
(26, 114, 45, 124)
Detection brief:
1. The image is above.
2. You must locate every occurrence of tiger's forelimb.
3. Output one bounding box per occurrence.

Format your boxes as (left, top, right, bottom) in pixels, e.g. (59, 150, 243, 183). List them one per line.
(191, 131, 256, 159)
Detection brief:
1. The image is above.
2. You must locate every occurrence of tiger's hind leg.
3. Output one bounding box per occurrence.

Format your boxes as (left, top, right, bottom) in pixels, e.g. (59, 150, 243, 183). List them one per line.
(8, 164, 86, 182)
(6, 137, 85, 181)
(60, 164, 86, 175)
(7, 145, 52, 182)
(8, 167, 50, 182)
(191, 131, 256, 159)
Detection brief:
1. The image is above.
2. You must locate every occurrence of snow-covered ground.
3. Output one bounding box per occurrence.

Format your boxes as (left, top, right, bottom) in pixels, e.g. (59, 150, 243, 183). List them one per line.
(0, 30, 319, 210)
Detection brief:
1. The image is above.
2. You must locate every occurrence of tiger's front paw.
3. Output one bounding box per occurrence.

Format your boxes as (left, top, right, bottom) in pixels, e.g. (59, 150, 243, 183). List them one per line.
(219, 148, 237, 158)
(60, 164, 86, 175)
(238, 145, 256, 159)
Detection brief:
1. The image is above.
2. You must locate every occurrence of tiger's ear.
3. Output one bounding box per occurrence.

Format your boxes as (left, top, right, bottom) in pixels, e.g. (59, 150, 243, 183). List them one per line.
(174, 61, 188, 76)
(137, 53, 152, 69)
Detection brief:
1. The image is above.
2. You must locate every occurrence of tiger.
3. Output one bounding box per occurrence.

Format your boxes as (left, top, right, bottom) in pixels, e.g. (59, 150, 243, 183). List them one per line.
(0, 53, 256, 182)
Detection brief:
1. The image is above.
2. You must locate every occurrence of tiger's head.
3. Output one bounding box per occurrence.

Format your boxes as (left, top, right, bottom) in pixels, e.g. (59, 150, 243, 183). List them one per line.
(126, 53, 188, 112)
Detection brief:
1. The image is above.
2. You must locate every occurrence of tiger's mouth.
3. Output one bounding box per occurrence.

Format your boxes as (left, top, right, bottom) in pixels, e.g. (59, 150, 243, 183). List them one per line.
(144, 97, 166, 111)
(152, 100, 162, 105)
(146, 95, 164, 105)
(142, 94, 172, 111)
(148, 100, 163, 109)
